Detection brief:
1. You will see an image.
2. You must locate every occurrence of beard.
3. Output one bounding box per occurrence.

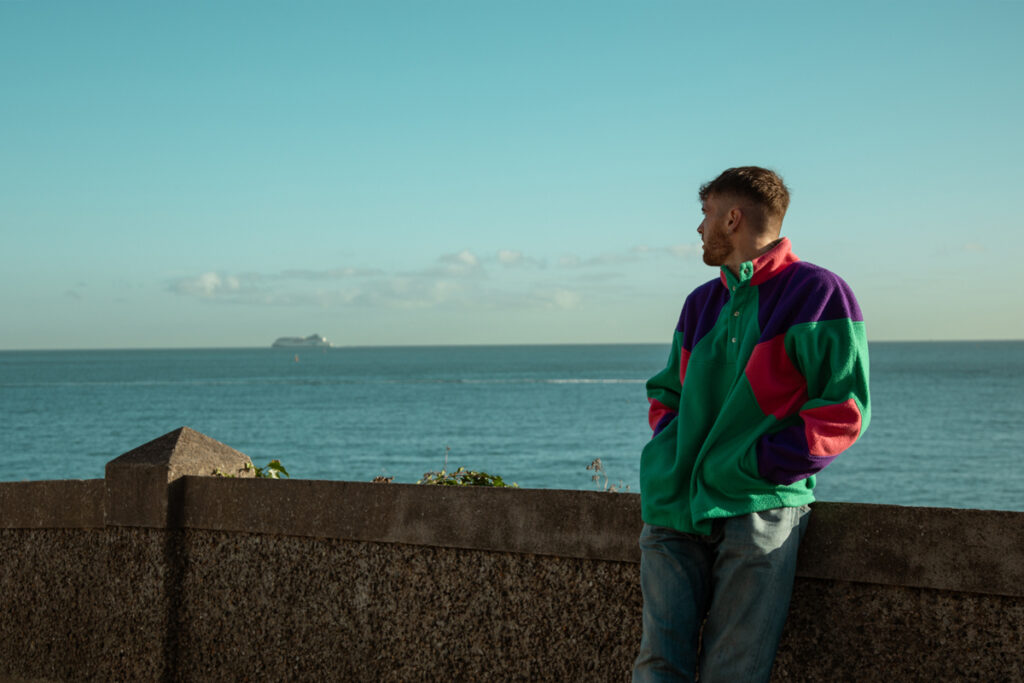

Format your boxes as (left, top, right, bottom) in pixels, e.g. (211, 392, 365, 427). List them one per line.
(701, 227, 733, 267)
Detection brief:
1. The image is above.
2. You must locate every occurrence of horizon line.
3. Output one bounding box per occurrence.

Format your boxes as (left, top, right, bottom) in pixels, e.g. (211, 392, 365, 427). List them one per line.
(2, 338, 1023, 353)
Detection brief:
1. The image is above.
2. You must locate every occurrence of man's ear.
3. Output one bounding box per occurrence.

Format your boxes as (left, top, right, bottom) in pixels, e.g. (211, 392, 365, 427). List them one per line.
(727, 207, 743, 233)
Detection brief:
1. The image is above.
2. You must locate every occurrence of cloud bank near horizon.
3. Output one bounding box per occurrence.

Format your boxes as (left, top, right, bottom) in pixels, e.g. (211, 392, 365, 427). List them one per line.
(167, 244, 701, 311)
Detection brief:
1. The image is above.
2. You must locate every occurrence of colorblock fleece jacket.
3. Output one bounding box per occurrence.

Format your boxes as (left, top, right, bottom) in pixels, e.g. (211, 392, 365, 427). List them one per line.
(641, 238, 870, 535)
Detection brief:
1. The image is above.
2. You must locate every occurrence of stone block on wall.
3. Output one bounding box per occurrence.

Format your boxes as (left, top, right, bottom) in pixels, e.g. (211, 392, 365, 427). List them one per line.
(104, 426, 253, 528)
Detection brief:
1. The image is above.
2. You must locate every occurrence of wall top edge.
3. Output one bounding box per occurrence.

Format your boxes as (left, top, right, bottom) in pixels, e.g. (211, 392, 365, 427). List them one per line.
(3, 474, 1023, 598)
(0, 478, 106, 529)
(176, 478, 1024, 598)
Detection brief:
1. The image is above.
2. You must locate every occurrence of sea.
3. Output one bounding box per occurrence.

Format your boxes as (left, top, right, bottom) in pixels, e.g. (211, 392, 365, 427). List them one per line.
(1, 342, 1022, 512)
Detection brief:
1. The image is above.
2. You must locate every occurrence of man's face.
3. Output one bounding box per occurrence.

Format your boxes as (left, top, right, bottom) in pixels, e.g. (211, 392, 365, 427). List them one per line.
(698, 194, 734, 267)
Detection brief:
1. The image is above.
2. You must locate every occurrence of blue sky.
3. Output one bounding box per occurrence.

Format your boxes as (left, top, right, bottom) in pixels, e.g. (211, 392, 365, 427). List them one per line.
(2, 0, 1022, 349)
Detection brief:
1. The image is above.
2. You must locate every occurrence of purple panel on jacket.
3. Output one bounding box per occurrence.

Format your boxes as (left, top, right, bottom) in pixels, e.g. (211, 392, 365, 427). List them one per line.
(757, 422, 837, 484)
(756, 262, 863, 342)
(652, 410, 677, 436)
(676, 279, 730, 351)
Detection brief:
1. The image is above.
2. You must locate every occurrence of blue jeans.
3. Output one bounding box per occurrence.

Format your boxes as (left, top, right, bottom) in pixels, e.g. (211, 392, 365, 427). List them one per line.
(632, 506, 811, 683)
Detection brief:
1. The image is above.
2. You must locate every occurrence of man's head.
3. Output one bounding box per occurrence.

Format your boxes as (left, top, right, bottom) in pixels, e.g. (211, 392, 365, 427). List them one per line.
(699, 166, 790, 227)
(697, 166, 790, 269)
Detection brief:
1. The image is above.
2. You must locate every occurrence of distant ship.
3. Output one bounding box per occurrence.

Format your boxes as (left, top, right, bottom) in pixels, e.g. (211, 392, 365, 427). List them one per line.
(272, 333, 332, 348)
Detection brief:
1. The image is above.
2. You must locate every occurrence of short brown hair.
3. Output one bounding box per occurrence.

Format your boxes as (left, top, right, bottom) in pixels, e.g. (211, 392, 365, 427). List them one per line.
(699, 166, 790, 223)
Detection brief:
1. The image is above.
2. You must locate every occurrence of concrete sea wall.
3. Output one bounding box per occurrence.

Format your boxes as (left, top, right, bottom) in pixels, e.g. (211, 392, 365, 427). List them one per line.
(1, 427, 1022, 681)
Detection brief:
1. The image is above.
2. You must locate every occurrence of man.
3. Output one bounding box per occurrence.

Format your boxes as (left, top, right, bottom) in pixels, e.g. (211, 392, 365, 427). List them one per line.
(633, 167, 870, 682)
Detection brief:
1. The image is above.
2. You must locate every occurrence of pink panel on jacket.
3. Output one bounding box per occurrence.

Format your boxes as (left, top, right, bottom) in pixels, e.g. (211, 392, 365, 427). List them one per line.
(749, 240, 800, 286)
(648, 399, 674, 431)
(745, 334, 807, 419)
(803, 398, 862, 457)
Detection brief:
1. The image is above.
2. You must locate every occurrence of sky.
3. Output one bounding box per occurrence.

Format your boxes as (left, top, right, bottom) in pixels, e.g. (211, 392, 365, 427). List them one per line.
(2, 0, 1022, 349)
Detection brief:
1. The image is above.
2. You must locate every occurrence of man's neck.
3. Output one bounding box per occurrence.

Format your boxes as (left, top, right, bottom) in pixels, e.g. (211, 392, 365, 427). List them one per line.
(723, 236, 783, 276)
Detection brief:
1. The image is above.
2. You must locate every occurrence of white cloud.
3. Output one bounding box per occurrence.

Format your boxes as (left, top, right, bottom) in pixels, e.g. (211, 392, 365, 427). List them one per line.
(168, 266, 384, 300)
(497, 249, 522, 264)
(547, 288, 582, 309)
(495, 249, 545, 268)
(439, 249, 479, 267)
(344, 276, 471, 310)
(276, 267, 383, 280)
(169, 272, 240, 298)
(429, 250, 484, 277)
(166, 244, 682, 311)
(556, 244, 700, 269)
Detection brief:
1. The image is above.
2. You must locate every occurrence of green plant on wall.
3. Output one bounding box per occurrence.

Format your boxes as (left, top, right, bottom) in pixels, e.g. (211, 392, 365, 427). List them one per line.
(214, 459, 290, 479)
(587, 458, 628, 492)
(417, 445, 517, 488)
(418, 466, 517, 487)
(250, 459, 290, 479)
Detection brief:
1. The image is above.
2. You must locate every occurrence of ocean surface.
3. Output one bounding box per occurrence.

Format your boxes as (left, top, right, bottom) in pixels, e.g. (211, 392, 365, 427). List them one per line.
(1, 342, 1022, 512)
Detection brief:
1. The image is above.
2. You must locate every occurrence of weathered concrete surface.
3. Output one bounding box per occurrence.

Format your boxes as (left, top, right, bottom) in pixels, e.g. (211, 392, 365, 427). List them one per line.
(173, 531, 642, 681)
(104, 426, 253, 528)
(170, 531, 1024, 682)
(0, 528, 168, 681)
(1, 427, 1023, 681)
(799, 501, 1024, 597)
(3, 525, 1022, 682)
(0, 479, 103, 529)
(180, 477, 642, 562)
(179, 478, 1024, 598)
(777, 578, 1024, 682)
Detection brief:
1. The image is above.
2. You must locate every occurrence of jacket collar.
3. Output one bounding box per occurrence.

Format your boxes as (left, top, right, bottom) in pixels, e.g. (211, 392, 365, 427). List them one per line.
(719, 237, 799, 289)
